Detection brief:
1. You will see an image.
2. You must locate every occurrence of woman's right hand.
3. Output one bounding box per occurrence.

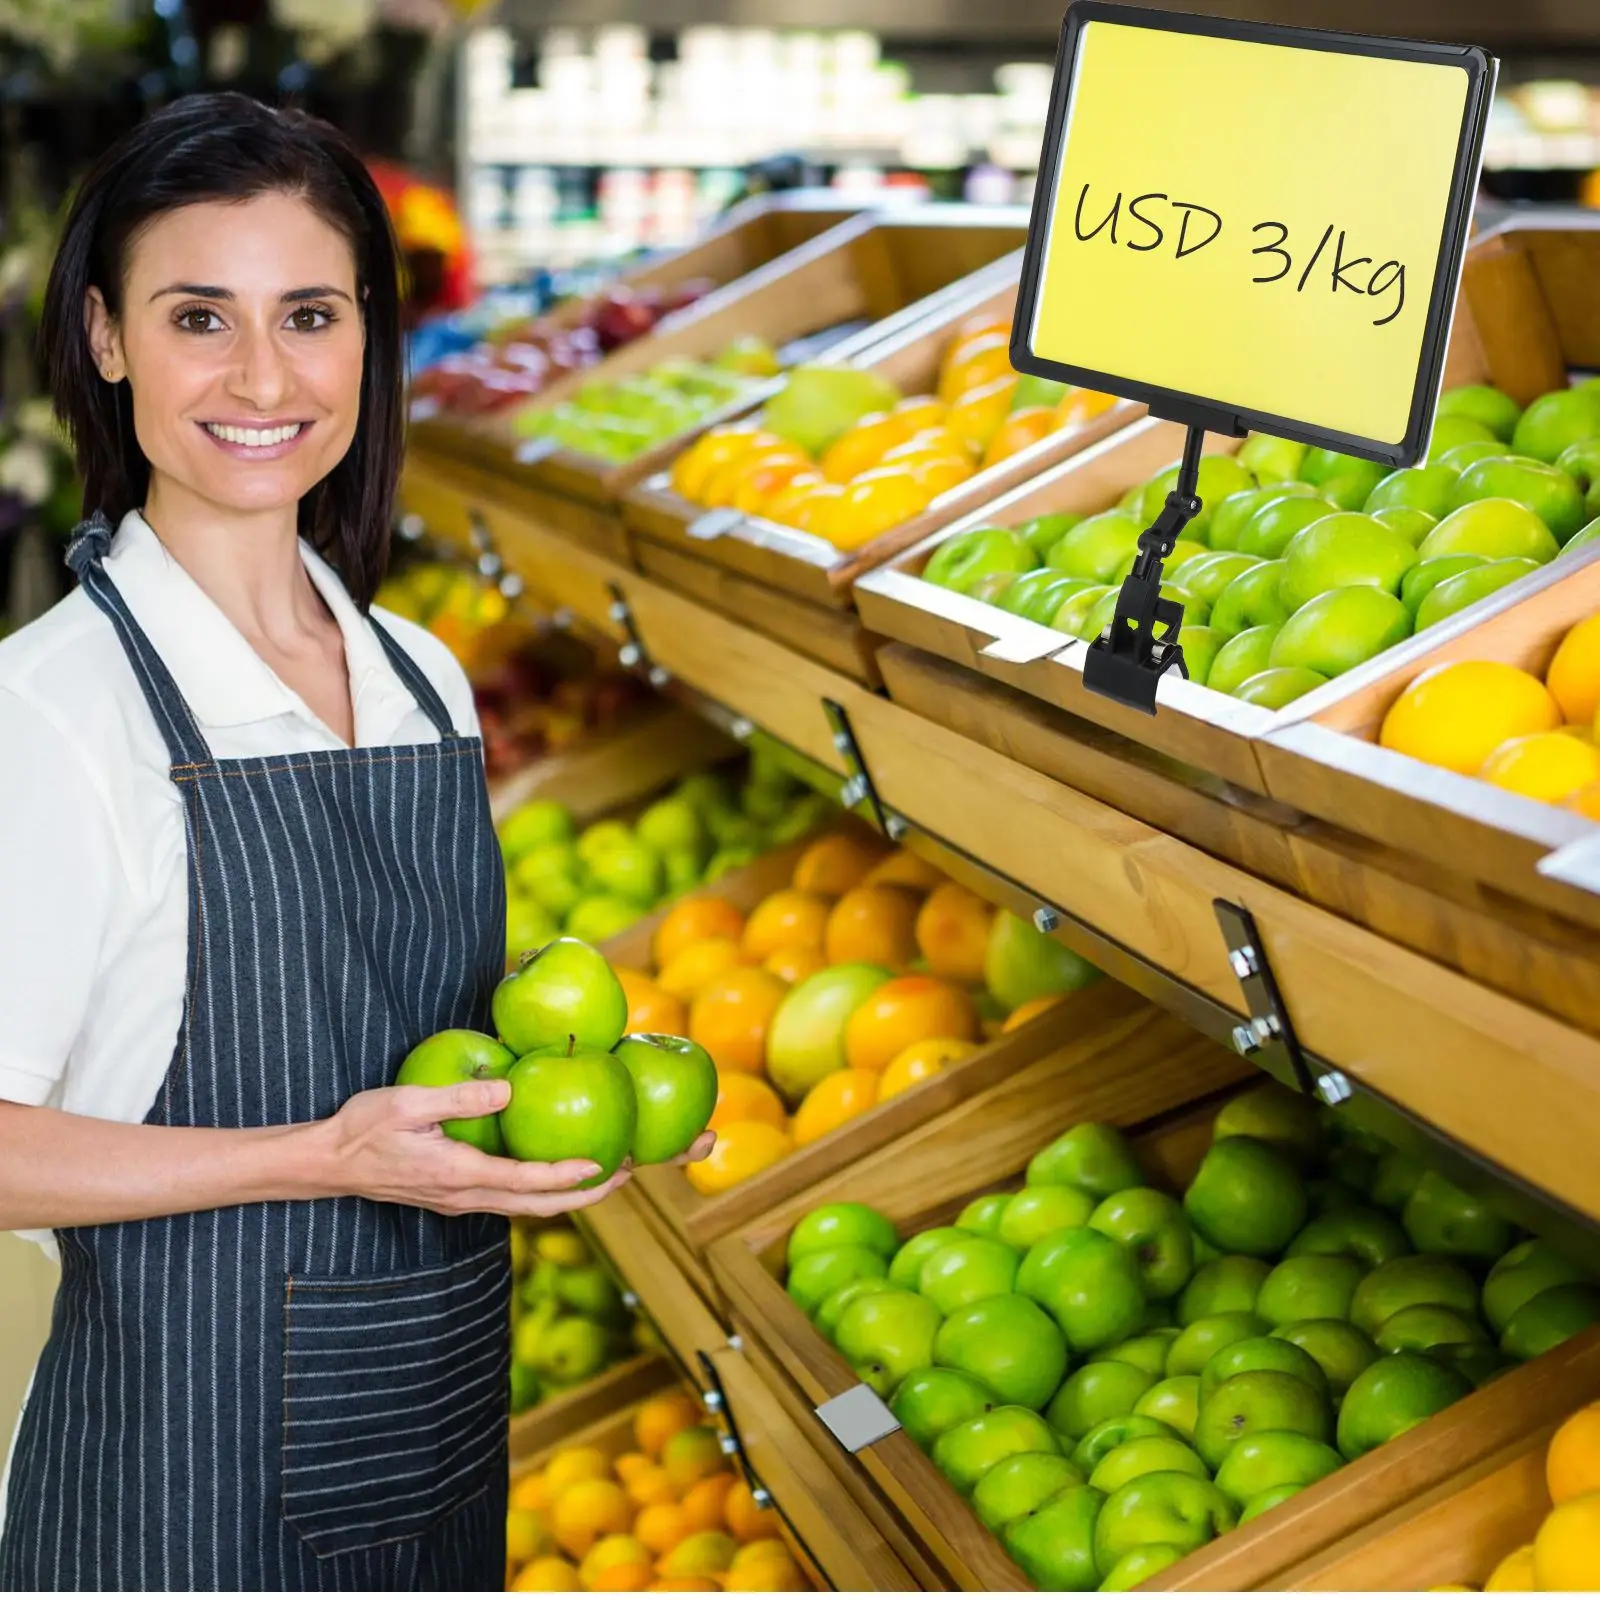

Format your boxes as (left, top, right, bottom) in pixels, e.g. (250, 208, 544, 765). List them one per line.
(317, 1079, 633, 1217)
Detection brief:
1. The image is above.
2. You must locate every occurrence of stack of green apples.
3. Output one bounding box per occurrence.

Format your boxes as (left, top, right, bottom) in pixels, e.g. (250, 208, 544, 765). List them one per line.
(498, 754, 834, 966)
(921, 380, 1600, 711)
(783, 1083, 1600, 1590)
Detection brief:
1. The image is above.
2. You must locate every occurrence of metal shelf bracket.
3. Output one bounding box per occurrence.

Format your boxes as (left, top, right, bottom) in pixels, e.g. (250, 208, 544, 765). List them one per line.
(821, 698, 904, 841)
(606, 581, 671, 690)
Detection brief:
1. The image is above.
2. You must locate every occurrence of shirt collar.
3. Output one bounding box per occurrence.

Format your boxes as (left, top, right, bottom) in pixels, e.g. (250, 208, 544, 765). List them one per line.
(104, 510, 423, 747)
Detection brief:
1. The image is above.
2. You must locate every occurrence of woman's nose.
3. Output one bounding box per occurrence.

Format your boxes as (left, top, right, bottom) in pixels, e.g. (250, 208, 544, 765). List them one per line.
(226, 323, 292, 411)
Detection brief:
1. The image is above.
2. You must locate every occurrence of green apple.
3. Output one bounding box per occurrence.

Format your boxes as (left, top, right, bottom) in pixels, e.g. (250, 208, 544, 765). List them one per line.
(1366, 463, 1460, 520)
(1048, 1360, 1155, 1438)
(1199, 1336, 1330, 1406)
(931, 1405, 1060, 1494)
(565, 895, 646, 944)
(968, 572, 1019, 606)
(1098, 1544, 1187, 1589)
(506, 894, 561, 969)
(1080, 584, 1207, 650)
(1215, 1431, 1344, 1504)
(1003, 1484, 1105, 1591)
(1438, 384, 1522, 443)
(1433, 1342, 1508, 1389)
(1235, 667, 1329, 708)
(1482, 1241, 1592, 1337)
(1375, 1304, 1488, 1356)
(1438, 439, 1506, 472)
(934, 1294, 1068, 1409)
(614, 1033, 716, 1164)
(1136, 1375, 1202, 1438)
(1287, 1207, 1411, 1271)
(1400, 554, 1488, 614)
(1555, 439, 1600, 520)
(1510, 386, 1600, 463)
(1185, 1137, 1309, 1257)
(889, 1227, 977, 1291)
(576, 819, 633, 866)
(1113, 539, 1208, 583)
(1273, 585, 1412, 677)
(1418, 499, 1560, 564)
(1350, 1255, 1480, 1336)
(1279, 513, 1417, 611)
(554, 1262, 625, 1321)
(662, 848, 703, 896)
(1097, 1329, 1181, 1377)
(1014, 375, 1071, 409)
(816, 1277, 893, 1342)
(1451, 455, 1586, 542)
(789, 1202, 898, 1265)
(1138, 454, 1256, 541)
(510, 1360, 542, 1413)
(1306, 1176, 1369, 1217)
(1415, 558, 1540, 632)
(1072, 1414, 1182, 1474)
(1239, 1484, 1305, 1523)
(1336, 1352, 1471, 1458)
(1207, 626, 1280, 695)
(1166, 1312, 1270, 1375)
(1374, 507, 1439, 546)
(889, 1365, 997, 1448)
(1208, 559, 1291, 638)
(984, 910, 1098, 1012)
(1000, 571, 1091, 625)
(1211, 486, 1292, 550)
(1089, 1435, 1208, 1494)
(918, 1237, 1021, 1314)
(635, 796, 708, 860)
(395, 1030, 514, 1154)
(1017, 512, 1083, 561)
(1180, 625, 1225, 687)
(1371, 1150, 1427, 1212)
(1018, 1228, 1148, 1352)
(1501, 1283, 1600, 1361)
(1045, 511, 1146, 583)
(1274, 1319, 1379, 1399)
(956, 1193, 1010, 1238)
(1049, 584, 1113, 638)
(973, 1453, 1086, 1531)
(529, 1314, 611, 1382)
(501, 1045, 637, 1185)
(922, 526, 1035, 594)
(514, 840, 589, 918)
(1238, 433, 1308, 484)
(788, 1245, 893, 1317)
(1179, 1257, 1272, 1324)
(1089, 1189, 1195, 1300)
(1028, 1124, 1144, 1199)
(1236, 495, 1336, 559)
(835, 1290, 943, 1397)
(1093, 1472, 1238, 1569)
(1401, 1172, 1515, 1263)
(1427, 413, 1499, 460)
(1213, 1082, 1325, 1169)
(999, 1185, 1097, 1251)
(1170, 551, 1268, 607)
(499, 799, 577, 863)
(1194, 1371, 1331, 1469)
(1255, 1257, 1364, 1327)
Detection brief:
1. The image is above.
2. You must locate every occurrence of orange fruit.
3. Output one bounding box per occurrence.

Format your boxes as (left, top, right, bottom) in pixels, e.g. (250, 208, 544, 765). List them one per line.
(1003, 993, 1069, 1032)
(819, 413, 911, 483)
(760, 472, 827, 526)
(701, 444, 807, 509)
(937, 329, 1013, 403)
(689, 967, 788, 1074)
(1056, 388, 1120, 427)
(510, 1473, 552, 1513)
(710, 1073, 788, 1132)
(544, 1447, 612, 1497)
(725, 1481, 783, 1544)
(764, 946, 828, 985)
(679, 1472, 738, 1534)
(1379, 660, 1561, 774)
(727, 1541, 803, 1589)
(670, 425, 771, 503)
(661, 1428, 725, 1495)
(1533, 1494, 1600, 1589)
(635, 1393, 703, 1458)
(732, 453, 816, 515)
(792, 832, 890, 896)
(592, 1560, 657, 1591)
(685, 1120, 793, 1195)
(792, 1069, 881, 1145)
(635, 1503, 693, 1557)
(742, 889, 831, 960)
(914, 882, 993, 984)
(1570, 781, 1600, 820)
(1547, 611, 1600, 725)
(946, 374, 1021, 453)
(624, 1465, 677, 1508)
(878, 1037, 976, 1101)
(1479, 730, 1600, 802)
(551, 1478, 634, 1558)
(511, 1555, 582, 1590)
(823, 884, 921, 968)
(658, 938, 745, 1003)
(507, 1507, 552, 1565)
(906, 456, 971, 499)
(983, 405, 1060, 468)
(581, 1535, 654, 1587)
(613, 1452, 655, 1486)
(656, 898, 748, 968)
(863, 848, 945, 891)
(1548, 1401, 1600, 1503)
(658, 1530, 740, 1579)
(617, 969, 689, 1037)
(823, 467, 928, 551)
(842, 973, 980, 1073)
(788, 481, 846, 536)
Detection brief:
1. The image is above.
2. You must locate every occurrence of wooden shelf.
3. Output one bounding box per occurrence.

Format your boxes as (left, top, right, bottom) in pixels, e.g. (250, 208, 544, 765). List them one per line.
(507, 1351, 674, 1462)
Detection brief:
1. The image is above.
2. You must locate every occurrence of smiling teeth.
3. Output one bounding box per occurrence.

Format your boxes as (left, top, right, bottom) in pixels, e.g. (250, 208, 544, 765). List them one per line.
(205, 423, 303, 447)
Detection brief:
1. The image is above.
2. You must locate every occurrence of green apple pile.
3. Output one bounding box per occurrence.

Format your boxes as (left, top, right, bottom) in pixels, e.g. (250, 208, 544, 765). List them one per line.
(783, 1083, 1600, 1590)
(512, 347, 772, 463)
(499, 754, 834, 966)
(508, 1221, 652, 1413)
(396, 935, 717, 1181)
(920, 380, 1600, 711)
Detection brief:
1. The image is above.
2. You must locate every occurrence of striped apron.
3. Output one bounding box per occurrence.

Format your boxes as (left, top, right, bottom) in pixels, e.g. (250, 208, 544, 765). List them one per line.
(0, 518, 511, 1591)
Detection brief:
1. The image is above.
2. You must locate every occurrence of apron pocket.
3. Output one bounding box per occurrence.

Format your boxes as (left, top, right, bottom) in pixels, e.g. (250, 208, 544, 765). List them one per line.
(280, 1241, 510, 1557)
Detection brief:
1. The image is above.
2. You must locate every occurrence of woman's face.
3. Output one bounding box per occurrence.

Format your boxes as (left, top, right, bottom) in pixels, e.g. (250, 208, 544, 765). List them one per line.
(88, 191, 364, 519)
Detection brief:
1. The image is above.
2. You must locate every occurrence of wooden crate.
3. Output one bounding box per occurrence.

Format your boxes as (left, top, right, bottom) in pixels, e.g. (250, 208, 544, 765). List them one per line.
(507, 1351, 674, 1462)
(708, 1085, 1600, 1592)
(622, 267, 1143, 683)
(855, 219, 1600, 795)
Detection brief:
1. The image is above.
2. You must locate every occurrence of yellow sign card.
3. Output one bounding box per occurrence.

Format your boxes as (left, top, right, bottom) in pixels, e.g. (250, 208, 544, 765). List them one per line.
(1027, 16, 1482, 451)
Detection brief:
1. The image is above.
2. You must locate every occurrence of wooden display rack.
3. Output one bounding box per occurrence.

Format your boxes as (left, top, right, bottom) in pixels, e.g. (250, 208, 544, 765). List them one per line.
(507, 1350, 674, 1462)
(622, 265, 1142, 683)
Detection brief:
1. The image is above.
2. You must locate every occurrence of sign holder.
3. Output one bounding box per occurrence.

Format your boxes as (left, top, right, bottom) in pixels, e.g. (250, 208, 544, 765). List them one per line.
(1011, 3, 1495, 713)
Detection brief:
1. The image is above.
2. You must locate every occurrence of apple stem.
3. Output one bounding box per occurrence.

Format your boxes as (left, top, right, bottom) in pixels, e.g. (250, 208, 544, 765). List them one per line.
(565, 1034, 577, 1058)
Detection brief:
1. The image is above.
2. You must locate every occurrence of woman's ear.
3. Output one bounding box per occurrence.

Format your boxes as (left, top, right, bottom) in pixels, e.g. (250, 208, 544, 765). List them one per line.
(85, 287, 126, 383)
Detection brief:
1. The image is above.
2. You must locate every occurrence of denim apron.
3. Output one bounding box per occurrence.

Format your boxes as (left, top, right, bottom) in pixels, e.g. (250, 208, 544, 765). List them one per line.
(0, 516, 510, 1591)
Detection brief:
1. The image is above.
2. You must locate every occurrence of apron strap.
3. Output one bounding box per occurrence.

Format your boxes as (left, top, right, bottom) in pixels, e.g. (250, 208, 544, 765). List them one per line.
(367, 616, 460, 739)
(66, 514, 217, 768)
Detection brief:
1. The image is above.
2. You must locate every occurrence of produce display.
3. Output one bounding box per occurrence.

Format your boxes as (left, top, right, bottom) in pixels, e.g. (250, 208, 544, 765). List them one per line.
(506, 1391, 809, 1592)
(782, 1082, 1599, 1590)
(666, 310, 1118, 551)
(615, 831, 1096, 1197)
(918, 380, 1600, 709)
(1377, 607, 1600, 817)
(497, 754, 832, 964)
(1467, 1398, 1600, 1592)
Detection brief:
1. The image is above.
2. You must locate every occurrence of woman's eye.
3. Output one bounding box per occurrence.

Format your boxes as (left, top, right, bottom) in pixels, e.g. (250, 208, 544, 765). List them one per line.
(287, 304, 334, 332)
(176, 306, 224, 333)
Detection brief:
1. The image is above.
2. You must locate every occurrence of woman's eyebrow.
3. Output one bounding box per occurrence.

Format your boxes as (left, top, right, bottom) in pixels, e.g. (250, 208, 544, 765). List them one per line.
(145, 283, 355, 304)
(282, 285, 354, 304)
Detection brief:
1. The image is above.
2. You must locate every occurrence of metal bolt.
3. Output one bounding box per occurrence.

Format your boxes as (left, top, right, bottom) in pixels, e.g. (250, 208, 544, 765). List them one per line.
(551, 607, 573, 631)
(719, 1434, 739, 1457)
(831, 731, 851, 754)
(751, 1486, 774, 1510)
(885, 815, 907, 842)
(728, 1334, 743, 1352)
(648, 665, 671, 690)
(618, 643, 642, 669)
(469, 518, 491, 552)
(1317, 1070, 1353, 1106)
(498, 574, 525, 601)
(729, 717, 754, 742)
(840, 775, 867, 807)
(477, 552, 503, 579)
(397, 513, 425, 542)
(1033, 907, 1060, 934)
(1231, 1023, 1259, 1056)
(1229, 946, 1259, 981)
(701, 1390, 723, 1413)
(620, 1290, 640, 1311)
(608, 600, 629, 625)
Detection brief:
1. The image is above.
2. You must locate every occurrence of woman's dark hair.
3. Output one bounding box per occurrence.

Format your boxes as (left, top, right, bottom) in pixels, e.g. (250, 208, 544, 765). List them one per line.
(40, 91, 404, 609)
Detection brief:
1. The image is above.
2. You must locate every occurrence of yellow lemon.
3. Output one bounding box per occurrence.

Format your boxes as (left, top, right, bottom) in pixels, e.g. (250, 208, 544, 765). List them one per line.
(543, 1446, 612, 1498)
(1533, 1492, 1600, 1590)
(1378, 660, 1561, 774)
(1546, 610, 1600, 725)
(1483, 1543, 1536, 1591)
(1479, 729, 1600, 802)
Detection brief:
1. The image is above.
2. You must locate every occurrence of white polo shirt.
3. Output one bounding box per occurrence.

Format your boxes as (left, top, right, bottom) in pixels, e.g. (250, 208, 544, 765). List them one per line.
(0, 511, 479, 1250)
